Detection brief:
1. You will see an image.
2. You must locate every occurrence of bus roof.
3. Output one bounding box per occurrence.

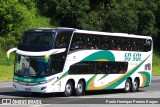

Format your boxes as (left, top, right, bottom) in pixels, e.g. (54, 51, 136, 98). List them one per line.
(74, 30, 152, 39)
(26, 27, 76, 32)
(26, 27, 152, 39)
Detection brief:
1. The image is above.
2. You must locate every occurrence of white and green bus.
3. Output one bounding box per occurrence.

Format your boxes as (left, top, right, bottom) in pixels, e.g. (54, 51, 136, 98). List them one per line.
(7, 28, 153, 97)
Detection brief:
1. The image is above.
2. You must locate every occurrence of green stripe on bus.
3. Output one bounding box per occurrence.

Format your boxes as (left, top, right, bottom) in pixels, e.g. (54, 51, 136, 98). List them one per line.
(104, 54, 151, 89)
(14, 76, 46, 83)
(139, 71, 151, 87)
(82, 50, 115, 61)
(98, 74, 109, 81)
(53, 71, 68, 84)
(86, 54, 151, 90)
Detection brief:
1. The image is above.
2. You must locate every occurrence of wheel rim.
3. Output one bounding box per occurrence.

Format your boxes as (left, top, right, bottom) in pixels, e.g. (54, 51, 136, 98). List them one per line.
(77, 83, 83, 93)
(133, 81, 138, 90)
(65, 83, 72, 94)
(125, 81, 130, 91)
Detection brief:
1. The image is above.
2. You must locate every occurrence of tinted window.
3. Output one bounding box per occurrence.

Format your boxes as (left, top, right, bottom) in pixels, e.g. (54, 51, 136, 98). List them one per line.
(68, 61, 128, 74)
(70, 33, 152, 52)
(50, 60, 65, 74)
(70, 33, 86, 50)
(100, 37, 110, 50)
(22, 32, 54, 46)
(70, 33, 100, 50)
(86, 35, 100, 49)
(144, 39, 152, 51)
(55, 32, 72, 48)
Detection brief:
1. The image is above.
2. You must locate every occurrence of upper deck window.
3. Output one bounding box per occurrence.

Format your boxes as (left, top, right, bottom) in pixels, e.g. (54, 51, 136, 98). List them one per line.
(22, 32, 54, 46)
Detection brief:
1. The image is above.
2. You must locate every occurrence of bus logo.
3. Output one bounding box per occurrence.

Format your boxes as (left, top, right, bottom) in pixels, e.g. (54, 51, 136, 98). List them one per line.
(124, 53, 141, 61)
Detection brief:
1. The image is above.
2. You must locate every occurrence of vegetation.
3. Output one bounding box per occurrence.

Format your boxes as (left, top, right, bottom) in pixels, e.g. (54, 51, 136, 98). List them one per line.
(0, 0, 160, 81)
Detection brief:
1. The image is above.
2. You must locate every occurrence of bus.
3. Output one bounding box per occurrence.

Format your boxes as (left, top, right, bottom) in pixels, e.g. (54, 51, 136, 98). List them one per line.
(7, 28, 153, 97)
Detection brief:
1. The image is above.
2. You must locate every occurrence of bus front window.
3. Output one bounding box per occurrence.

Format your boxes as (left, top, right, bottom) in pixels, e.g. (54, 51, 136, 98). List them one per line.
(14, 55, 50, 78)
(22, 32, 54, 46)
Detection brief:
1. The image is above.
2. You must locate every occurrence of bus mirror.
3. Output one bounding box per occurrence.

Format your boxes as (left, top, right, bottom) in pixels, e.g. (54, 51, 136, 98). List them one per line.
(44, 48, 66, 63)
(6, 48, 17, 61)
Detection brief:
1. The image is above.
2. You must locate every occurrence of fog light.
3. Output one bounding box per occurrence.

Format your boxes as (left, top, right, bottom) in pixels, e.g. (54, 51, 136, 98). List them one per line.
(41, 87, 46, 90)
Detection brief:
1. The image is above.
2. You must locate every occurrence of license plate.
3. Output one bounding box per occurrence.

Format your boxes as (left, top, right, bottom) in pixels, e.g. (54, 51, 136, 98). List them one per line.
(25, 88, 31, 91)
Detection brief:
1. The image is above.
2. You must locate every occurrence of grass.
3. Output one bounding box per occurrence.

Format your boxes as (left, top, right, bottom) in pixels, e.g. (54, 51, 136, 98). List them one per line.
(152, 51, 160, 75)
(0, 50, 15, 81)
(0, 65, 14, 81)
(0, 52, 160, 82)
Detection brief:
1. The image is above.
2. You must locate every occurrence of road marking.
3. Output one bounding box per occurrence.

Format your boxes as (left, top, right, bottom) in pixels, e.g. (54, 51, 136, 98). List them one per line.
(0, 86, 12, 88)
(130, 93, 145, 95)
(154, 91, 160, 93)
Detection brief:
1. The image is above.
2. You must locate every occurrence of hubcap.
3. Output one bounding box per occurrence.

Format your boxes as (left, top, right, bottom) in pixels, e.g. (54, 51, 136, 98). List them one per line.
(77, 83, 83, 93)
(66, 84, 71, 94)
(126, 82, 130, 91)
(133, 81, 138, 90)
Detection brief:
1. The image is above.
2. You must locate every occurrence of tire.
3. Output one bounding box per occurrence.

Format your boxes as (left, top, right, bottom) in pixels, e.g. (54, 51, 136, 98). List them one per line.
(123, 79, 132, 93)
(75, 81, 85, 96)
(131, 79, 139, 92)
(63, 81, 73, 97)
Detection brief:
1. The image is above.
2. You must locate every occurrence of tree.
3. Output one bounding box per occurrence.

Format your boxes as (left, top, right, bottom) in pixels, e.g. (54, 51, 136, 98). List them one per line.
(0, 0, 25, 36)
(0, 0, 51, 50)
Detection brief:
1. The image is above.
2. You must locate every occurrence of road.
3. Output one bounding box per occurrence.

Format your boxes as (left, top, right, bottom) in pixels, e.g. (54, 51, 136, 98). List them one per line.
(0, 76, 159, 106)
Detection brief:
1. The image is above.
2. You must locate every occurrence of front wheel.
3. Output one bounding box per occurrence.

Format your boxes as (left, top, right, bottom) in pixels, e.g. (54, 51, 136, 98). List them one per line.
(123, 79, 131, 93)
(75, 81, 85, 96)
(63, 81, 73, 97)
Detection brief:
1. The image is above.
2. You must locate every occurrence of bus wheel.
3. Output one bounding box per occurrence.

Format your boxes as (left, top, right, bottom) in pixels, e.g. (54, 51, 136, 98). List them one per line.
(132, 79, 139, 92)
(63, 81, 73, 97)
(75, 81, 85, 96)
(123, 79, 131, 93)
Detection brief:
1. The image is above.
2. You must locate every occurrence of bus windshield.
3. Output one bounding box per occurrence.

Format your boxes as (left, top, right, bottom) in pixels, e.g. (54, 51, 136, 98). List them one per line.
(14, 55, 64, 78)
(14, 55, 51, 78)
(21, 32, 54, 46)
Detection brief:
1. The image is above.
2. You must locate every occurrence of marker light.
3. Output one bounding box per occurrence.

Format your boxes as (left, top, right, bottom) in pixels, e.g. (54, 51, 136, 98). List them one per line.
(44, 48, 66, 63)
(6, 48, 17, 61)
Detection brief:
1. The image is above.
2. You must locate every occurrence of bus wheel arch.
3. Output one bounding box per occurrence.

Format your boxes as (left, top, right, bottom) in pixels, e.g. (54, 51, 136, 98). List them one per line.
(123, 77, 132, 93)
(63, 79, 75, 97)
(131, 77, 140, 92)
(74, 79, 86, 96)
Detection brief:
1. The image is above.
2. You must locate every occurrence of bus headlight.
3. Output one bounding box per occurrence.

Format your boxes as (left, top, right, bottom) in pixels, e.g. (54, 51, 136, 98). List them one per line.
(13, 78, 18, 82)
(39, 77, 55, 84)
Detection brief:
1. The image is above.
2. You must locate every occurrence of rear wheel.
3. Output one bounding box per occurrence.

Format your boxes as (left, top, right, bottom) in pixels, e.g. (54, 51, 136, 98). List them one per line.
(75, 81, 85, 96)
(132, 79, 139, 92)
(123, 79, 131, 93)
(63, 81, 73, 97)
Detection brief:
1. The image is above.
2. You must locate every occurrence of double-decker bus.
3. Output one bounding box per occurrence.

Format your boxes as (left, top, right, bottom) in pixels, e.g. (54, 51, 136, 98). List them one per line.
(7, 28, 153, 97)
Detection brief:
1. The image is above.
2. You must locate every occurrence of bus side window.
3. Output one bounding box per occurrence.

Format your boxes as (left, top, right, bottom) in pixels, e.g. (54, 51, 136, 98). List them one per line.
(86, 35, 99, 49)
(101, 37, 109, 50)
(55, 32, 72, 48)
(110, 37, 121, 50)
(70, 34, 85, 50)
(111, 39, 116, 50)
(123, 38, 131, 51)
(51, 60, 64, 74)
(144, 39, 152, 51)
(130, 39, 137, 51)
(56, 36, 67, 48)
(115, 39, 121, 50)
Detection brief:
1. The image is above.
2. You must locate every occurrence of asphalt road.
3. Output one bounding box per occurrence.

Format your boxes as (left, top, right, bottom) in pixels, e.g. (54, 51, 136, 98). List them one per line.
(0, 76, 159, 106)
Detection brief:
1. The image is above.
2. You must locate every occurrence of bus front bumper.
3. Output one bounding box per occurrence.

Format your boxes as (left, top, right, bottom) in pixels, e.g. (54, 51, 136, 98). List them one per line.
(13, 82, 63, 93)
